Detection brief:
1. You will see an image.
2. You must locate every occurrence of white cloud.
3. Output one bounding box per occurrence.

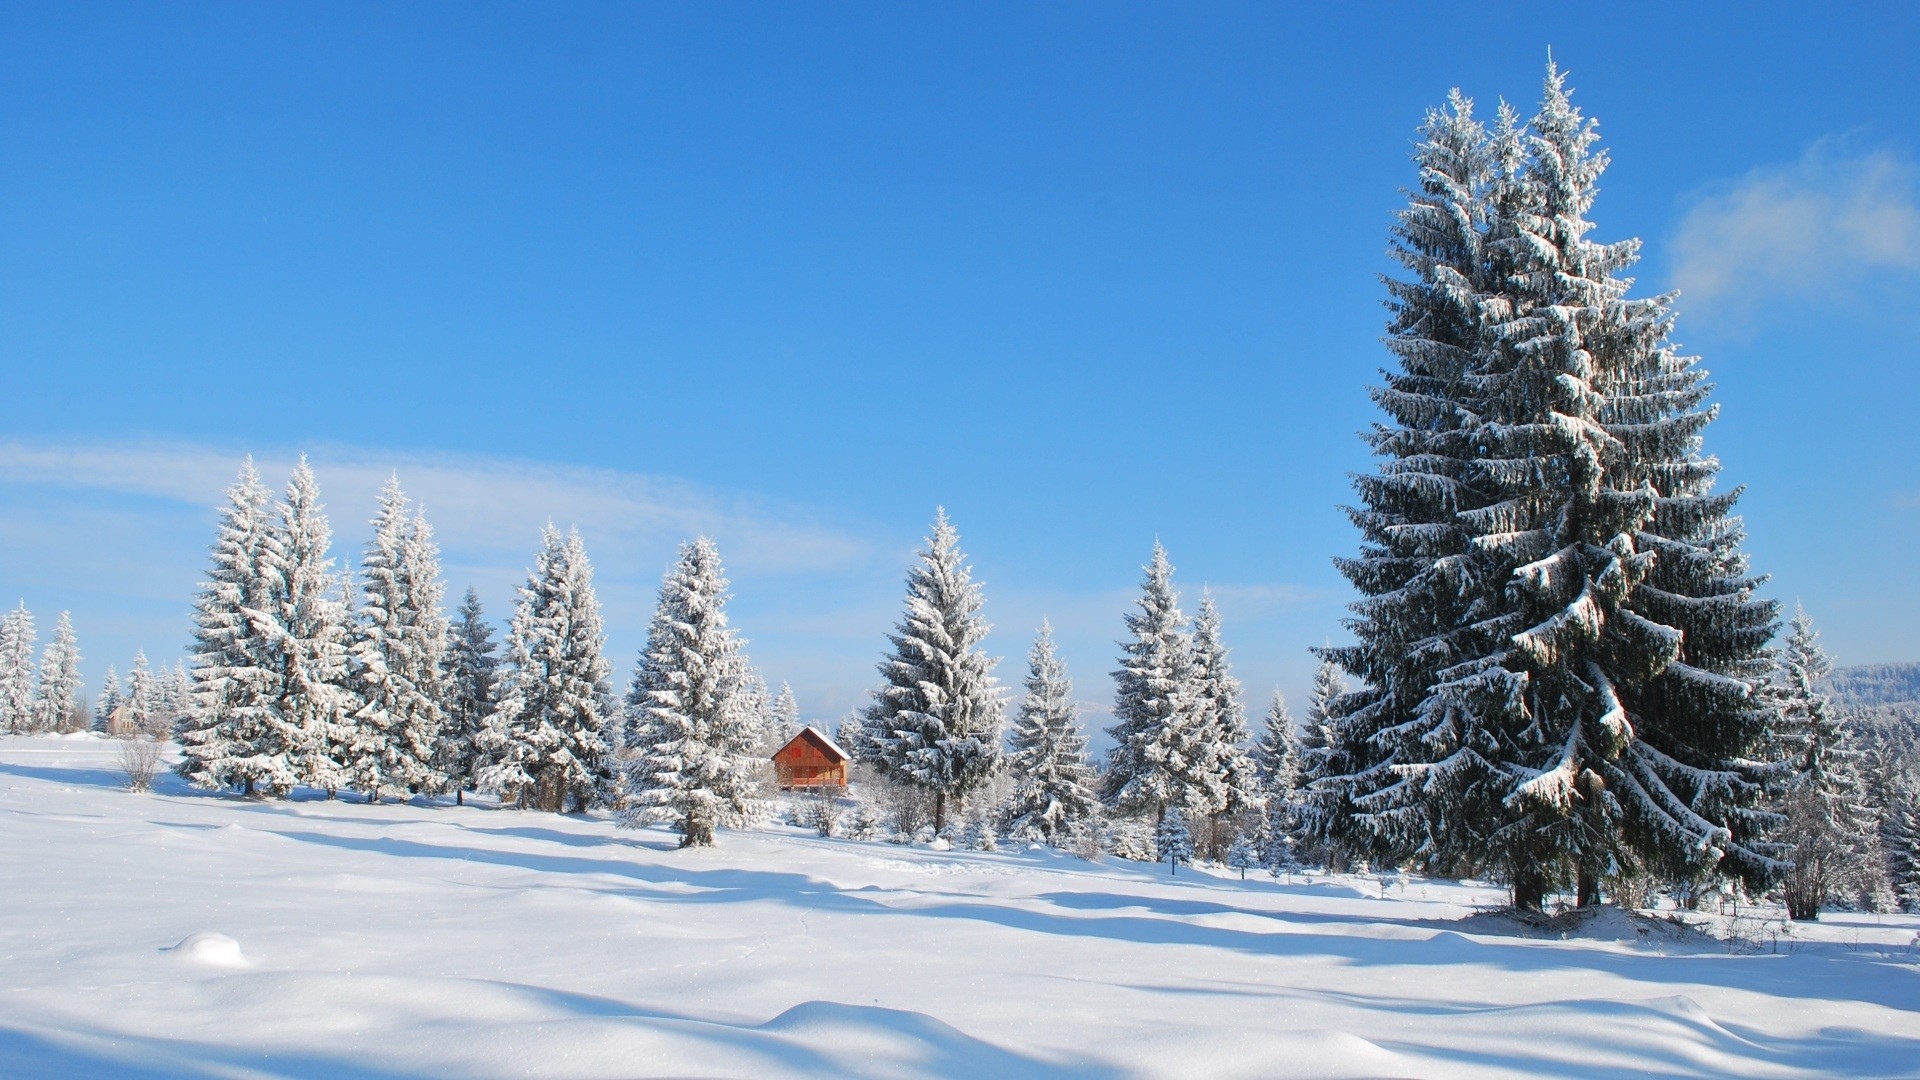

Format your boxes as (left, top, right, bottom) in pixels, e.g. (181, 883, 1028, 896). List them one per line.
(1672, 143, 1920, 321)
(0, 440, 873, 578)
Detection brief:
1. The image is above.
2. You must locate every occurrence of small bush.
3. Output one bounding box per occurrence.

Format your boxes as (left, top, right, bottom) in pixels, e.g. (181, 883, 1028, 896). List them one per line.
(116, 735, 163, 792)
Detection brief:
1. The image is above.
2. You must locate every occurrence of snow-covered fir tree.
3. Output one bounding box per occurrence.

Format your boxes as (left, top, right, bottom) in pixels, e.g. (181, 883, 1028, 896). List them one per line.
(177, 460, 289, 794)
(768, 681, 802, 751)
(0, 602, 37, 733)
(1295, 658, 1348, 868)
(1251, 691, 1301, 796)
(1155, 804, 1194, 873)
(1773, 609, 1882, 919)
(32, 612, 81, 733)
(1003, 621, 1099, 844)
(1226, 831, 1259, 880)
(262, 458, 357, 795)
(438, 587, 500, 804)
(620, 538, 765, 847)
(1250, 690, 1303, 869)
(1884, 786, 1920, 912)
(125, 652, 155, 735)
(157, 662, 192, 734)
(1321, 68, 1779, 909)
(1102, 543, 1207, 823)
(477, 526, 615, 812)
(1188, 594, 1261, 855)
(860, 510, 1004, 835)
(344, 479, 450, 802)
(94, 666, 122, 732)
(1313, 92, 1505, 878)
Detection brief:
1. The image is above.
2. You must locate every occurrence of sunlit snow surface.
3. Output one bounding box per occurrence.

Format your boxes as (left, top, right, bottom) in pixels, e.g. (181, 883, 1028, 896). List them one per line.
(2, 734, 1916, 1078)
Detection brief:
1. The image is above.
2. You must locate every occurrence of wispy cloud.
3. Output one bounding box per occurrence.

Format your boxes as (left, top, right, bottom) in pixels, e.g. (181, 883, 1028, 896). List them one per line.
(0, 440, 874, 578)
(1672, 142, 1920, 324)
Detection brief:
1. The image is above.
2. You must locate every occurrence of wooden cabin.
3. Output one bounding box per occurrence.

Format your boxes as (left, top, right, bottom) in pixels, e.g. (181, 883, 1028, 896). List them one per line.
(772, 726, 850, 791)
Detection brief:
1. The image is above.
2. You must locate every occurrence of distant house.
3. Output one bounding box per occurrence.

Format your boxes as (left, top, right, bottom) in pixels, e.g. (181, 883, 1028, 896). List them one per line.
(772, 726, 850, 791)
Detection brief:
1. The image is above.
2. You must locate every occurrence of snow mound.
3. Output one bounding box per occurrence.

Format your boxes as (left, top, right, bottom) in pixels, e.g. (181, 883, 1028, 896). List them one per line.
(165, 932, 250, 968)
(1453, 905, 1714, 945)
(759, 1000, 1063, 1077)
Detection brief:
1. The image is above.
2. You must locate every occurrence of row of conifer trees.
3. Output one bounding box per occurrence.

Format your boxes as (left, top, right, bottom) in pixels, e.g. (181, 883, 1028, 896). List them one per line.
(0, 603, 192, 737)
(147, 62, 1919, 912)
(170, 458, 807, 818)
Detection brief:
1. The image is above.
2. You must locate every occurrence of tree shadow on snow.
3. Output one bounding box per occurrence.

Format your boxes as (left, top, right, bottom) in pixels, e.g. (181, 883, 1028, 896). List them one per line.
(256, 824, 1920, 1023)
(0, 1024, 422, 1080)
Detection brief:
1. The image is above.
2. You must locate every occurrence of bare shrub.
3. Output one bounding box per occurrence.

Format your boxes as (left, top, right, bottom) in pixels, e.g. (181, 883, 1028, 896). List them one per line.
(811, 787, 841, 837)
(116, 735, 163, 792)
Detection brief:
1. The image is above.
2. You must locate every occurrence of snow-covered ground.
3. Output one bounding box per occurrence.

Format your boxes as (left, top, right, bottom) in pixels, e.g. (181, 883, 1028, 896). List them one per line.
(3, 735, 1916, 1079)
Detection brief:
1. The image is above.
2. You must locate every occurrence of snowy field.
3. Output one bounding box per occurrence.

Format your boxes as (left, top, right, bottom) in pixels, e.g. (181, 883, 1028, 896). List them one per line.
(2, 734, 1916, 1079)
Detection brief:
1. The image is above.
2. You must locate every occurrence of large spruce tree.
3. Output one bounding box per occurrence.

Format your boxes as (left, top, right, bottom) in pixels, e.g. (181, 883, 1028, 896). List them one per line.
(439, 587, 501, 804)
(860, 510, 1003, 834)
(1188, 594, 1260, 855)
(0, 602, 37, 733)
(33, 612, 81, 732)
(1102, 543, 1207, 823)
(1773, 608, 1881, 919)
(620, 538, 764, 846)
(345, 478, 450, 802)
(1325, 67, 1779, 909)
(262, 458, 357, 796)
(1004, 621, 1099, 844)
(478, 526, 615, 812)
(177, 460, 287, 793)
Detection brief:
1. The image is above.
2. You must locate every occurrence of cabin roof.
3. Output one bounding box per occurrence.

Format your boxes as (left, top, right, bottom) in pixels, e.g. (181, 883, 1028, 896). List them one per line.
(773, 725, 850, 764)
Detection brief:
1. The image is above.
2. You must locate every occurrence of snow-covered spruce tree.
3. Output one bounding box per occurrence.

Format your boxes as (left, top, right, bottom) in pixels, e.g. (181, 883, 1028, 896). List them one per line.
(1251, 691, 1301, 798)
(344, 479, 450, 802)
(259, 459, 357, 796)
(1295, 658, 1349, 869)
(439, 587, 500, 804)
(159, 662, 192, 734)
(125, 652, 155, 735)
(1313, 91, 1519, 882)
(477, 526, 615, 812)
(1773, 609, 1881, 919)
(860, 510, 1004, 835)
(0, 602, 37, 733)
(1003, 621, 1099, 844)
(1325, 68, 1780, 910)
(1884, 787, 1920, 912)
(1155, 804, 1194, 874)
(1102, 543, 1208, 824)
(1189, 594, 1261, 857)
(1315, 92, 1504, 876)
(177, 460, 291, 794)
(1251, 690, 1304, 868)
(768, 681, 802, 750)
(94, 666, 121, 732)
(33, 612, 81, 733)
(620, 538, 765, 847)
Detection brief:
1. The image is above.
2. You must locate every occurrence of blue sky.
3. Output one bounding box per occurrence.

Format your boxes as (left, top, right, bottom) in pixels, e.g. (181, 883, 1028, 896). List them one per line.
(2, 3, 1916, 727)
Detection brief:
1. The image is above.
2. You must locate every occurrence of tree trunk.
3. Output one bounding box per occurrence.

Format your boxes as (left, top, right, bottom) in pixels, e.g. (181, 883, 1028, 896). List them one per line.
(933, 791, 946, 836)
(456, 789, 464, 807)
(1576, 866, 1602, 908)
(1511, 868, 1547, 912)
(535, 767, 565, 812)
